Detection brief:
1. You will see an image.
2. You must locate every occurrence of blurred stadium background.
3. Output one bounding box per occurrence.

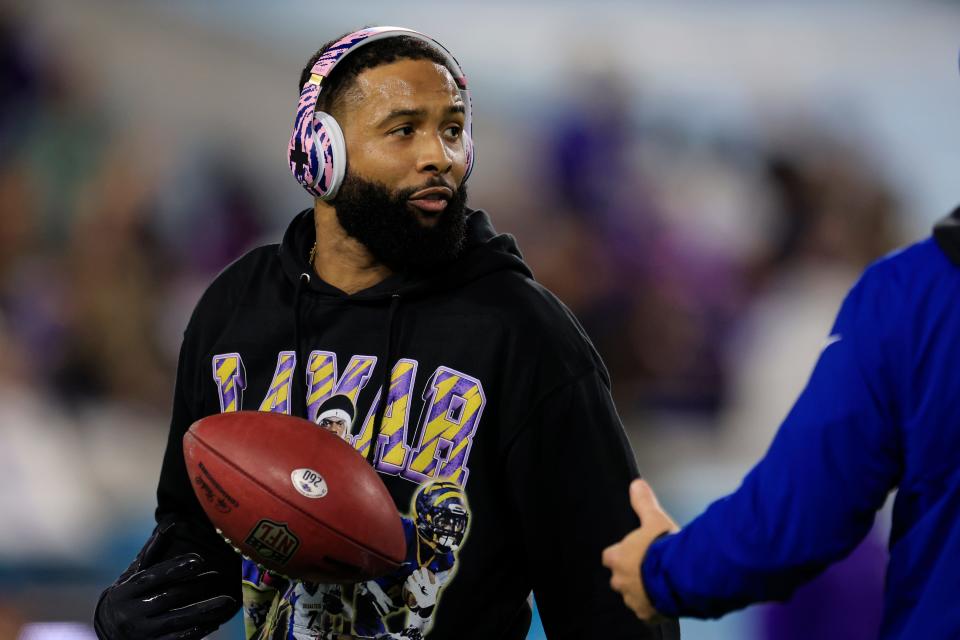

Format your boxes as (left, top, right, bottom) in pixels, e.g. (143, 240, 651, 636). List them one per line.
(2, 0, 959, 638)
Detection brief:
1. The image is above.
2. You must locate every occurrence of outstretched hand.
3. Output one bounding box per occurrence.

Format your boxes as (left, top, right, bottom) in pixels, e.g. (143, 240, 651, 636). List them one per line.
(601, 478, 679, 621)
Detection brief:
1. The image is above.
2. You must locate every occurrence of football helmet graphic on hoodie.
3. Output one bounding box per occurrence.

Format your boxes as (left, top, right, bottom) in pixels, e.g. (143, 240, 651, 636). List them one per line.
(413, 481, 470, 552)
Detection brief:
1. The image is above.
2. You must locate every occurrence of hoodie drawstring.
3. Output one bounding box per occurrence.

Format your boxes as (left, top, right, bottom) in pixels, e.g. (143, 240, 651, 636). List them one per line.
(293, 272, 310, 420)
(292, 274, 401, 468)
(368, 293, 401, 465)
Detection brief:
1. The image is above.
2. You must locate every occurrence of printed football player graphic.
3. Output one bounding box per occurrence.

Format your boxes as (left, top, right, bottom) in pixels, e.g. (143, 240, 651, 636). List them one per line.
(352, 480, 471, 639)
(244, 575, 358, 640)
(315, 393, 355, 441)
(285, 580, 356, 640)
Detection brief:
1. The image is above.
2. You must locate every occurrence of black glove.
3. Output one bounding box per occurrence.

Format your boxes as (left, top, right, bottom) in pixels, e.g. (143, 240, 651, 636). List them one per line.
(95, 553, 237, 640)
(94, 520, 239, 640)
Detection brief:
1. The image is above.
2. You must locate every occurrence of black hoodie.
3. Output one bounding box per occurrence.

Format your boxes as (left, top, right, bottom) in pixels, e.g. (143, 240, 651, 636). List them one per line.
(149, 208, 680, 639)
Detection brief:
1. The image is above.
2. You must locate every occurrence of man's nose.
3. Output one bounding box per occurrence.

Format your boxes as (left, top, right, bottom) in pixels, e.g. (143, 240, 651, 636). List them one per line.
(416, 132, 453, 175)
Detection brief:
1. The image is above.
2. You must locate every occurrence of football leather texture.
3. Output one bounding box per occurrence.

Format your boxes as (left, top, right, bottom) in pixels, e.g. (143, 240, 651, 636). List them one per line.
(183, 411, 405, 582)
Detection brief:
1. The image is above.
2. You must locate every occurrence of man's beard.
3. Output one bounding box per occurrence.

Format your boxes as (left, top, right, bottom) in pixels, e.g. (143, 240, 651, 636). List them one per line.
(333, 172, 468, 272)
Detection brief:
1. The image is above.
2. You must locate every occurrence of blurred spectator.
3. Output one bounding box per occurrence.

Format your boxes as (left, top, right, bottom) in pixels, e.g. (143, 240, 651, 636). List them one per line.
(155, 146, 269, 280)
(15, 36, 108, 249)
(0, 315, 108, 565)
(537, 67, 746, 419)
(723, 134, 902, 462)
(757, 135, 900, 283)
(52, 134, 173, 410)
(718, 136, 902, 640)
(0, 6, 41, 152)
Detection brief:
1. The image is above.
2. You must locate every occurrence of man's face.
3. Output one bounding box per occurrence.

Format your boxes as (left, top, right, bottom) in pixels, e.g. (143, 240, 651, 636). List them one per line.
(319, 417, 348, 440)
(337, 58, 468, 218)
(331, 58, 470, 270)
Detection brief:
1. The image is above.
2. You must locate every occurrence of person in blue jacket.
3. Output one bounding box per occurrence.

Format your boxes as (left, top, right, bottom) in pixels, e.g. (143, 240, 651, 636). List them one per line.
(602, 208, 960, 639)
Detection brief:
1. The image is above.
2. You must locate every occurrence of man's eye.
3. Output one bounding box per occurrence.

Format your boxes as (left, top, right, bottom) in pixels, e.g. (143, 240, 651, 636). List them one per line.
(445, 125, 462, 138)
(391, 125, 414, 136)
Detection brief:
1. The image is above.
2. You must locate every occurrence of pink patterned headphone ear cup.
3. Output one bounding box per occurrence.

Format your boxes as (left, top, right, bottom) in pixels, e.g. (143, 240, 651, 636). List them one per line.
(312, 112, 346, 200)
(289, 83, 322, 196)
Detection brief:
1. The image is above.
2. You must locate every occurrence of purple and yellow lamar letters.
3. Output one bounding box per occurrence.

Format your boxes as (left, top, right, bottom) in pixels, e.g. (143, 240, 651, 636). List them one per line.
(212, 351, 485, 486)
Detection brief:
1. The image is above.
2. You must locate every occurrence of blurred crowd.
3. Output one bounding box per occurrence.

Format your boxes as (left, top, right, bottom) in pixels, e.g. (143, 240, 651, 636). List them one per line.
(0, 6, 273, 633)
(0, 3, 918, 639)
(519, 68, 900, 422)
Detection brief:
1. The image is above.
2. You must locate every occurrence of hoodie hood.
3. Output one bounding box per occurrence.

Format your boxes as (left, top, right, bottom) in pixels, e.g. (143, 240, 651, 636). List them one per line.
(278, 207, 532, 300)
(277, 206, 535, 464)
(933, 205, 960, 266)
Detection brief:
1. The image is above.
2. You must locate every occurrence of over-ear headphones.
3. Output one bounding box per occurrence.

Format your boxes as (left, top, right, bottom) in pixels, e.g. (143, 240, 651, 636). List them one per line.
(288, 26, 474, 200)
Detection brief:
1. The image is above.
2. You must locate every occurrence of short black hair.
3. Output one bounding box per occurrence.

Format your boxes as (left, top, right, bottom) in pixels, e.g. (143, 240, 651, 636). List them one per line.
(298, 31, 451, 117)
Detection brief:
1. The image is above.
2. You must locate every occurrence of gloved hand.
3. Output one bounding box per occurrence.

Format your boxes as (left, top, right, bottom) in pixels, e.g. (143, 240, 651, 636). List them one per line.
(403, 568, 440, 612)
(356, 580, 396, 617)
(95, 519, 240, 640)
(94, 552, 237, 640)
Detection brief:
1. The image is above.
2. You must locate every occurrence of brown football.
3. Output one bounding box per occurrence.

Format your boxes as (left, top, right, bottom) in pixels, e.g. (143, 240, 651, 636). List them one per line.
(183, 411, 405, 582)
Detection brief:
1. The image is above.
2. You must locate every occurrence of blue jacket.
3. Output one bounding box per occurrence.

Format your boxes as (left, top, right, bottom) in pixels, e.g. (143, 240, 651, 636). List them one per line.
(643, 209, 960, 638)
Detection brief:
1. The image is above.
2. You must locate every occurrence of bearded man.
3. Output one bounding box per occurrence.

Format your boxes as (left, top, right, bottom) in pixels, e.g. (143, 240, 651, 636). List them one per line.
(94, 27, 680, 640)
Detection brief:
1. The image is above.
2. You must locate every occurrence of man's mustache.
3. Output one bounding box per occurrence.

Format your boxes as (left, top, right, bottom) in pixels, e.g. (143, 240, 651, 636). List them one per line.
(400, 177, 457, 199)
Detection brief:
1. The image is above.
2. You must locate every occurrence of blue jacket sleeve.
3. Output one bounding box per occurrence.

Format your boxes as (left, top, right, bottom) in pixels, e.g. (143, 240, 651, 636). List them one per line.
(642, 263, 904, 618)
